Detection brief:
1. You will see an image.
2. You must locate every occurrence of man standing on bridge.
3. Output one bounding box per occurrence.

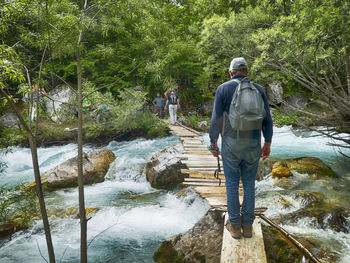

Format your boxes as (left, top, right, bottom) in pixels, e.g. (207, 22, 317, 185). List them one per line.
(209, 57, 273, 239)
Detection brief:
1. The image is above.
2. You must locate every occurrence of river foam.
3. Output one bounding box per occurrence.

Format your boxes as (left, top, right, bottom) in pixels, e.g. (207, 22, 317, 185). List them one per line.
(0, 136, 209, 262)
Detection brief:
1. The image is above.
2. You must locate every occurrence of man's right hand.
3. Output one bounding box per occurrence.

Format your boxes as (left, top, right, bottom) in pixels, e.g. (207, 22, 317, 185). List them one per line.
(261, 142, 271, 160)
(209, 142, 220, 157)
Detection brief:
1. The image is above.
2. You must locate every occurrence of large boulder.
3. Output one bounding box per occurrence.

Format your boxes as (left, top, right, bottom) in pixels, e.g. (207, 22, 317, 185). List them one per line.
(177, 116, 191, 126)
(45, 85, 76, 122)
(271, 157, 336, 178)
(30, 148, 115, 190)
(0, 112, 20, 129)
(267, 81, 284, 105)
(153, 209, 224, 263)
(145, 144, 187, 189)
(286, 157, 336, 178)
(284, 92, 308, 111)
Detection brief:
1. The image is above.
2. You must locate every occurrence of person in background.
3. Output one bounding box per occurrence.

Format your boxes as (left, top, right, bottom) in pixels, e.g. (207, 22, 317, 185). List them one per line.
(153, 93, 166, 118)
(82, 97, 92, 112)
(164, 89, 180, 125)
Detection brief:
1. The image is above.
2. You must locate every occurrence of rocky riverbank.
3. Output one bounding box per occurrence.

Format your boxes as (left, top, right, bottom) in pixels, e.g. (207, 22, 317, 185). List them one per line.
(146, 143, 348, 263)
(0, 148, 116, 236)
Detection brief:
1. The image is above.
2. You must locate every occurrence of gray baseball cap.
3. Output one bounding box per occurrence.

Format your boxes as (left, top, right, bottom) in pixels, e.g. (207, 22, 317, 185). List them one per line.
(229, 57, 248, 70)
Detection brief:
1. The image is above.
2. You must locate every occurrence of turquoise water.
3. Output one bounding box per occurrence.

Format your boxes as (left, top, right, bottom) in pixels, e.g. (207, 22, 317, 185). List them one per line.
(1, 126, 350, 262)
(0, 136, 209, 262)
(204, 126, 350, 262)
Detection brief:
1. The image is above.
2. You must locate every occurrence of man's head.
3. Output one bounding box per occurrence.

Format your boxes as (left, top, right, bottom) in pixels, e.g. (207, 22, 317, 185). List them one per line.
(229, 57, 248, 77)
(157, 92, 161, 97)
(174, 84, 179, 90)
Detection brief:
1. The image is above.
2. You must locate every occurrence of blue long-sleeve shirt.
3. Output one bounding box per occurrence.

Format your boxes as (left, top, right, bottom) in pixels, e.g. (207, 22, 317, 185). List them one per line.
(209, 75, 273, 143)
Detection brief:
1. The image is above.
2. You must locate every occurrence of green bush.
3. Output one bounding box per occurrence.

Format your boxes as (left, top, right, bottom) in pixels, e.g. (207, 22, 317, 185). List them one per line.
(0, 185, 39, 228)
(273, 110, 297, 127)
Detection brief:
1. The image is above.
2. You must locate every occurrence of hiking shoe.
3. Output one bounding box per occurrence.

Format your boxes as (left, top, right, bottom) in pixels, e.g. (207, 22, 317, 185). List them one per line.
(225, 222, 241, 239)
(242, 225, 253, 238)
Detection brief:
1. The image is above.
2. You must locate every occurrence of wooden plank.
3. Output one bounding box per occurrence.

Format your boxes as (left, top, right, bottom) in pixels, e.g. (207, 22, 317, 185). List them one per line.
(175, 122, 202, 136)
(221, 214, 267, 263)
(188, 167, 218, 171)
(184, 178, 225, 183)
(205, 195, 227, 206)
(181, 169, 224, 176)
(181, 138, 203, 142)
(181, 140, 203, 144)
(177, 154, 218, 160)
(183, 151, 214, 155)
(182, 164, 220, 169)
(186, 172, 225, 180)
(183, 145, 208, 149)
(195, 186, 228, 194)
(182, 182, 224, 187)
(182, 161, 223, 166)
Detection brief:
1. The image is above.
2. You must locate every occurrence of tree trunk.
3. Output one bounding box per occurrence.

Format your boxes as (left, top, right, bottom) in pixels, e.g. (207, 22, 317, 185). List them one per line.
(76, 33, 88, 263)
(0, 89, 56, 262)
(28, 135, 56, 263)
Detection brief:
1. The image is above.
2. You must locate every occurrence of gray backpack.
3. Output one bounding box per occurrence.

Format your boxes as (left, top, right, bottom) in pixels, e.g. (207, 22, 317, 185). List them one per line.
(228, 78, 266, 132)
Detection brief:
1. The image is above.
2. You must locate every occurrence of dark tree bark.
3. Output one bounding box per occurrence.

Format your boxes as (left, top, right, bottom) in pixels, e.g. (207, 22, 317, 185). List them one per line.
(76, 0, 88, 262)
(0, 89, 56, 263)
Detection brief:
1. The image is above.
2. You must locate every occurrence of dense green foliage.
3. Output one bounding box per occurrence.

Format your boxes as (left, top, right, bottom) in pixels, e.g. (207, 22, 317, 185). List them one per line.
(1, 0, 349, 144)
(0, 185, 39, 228)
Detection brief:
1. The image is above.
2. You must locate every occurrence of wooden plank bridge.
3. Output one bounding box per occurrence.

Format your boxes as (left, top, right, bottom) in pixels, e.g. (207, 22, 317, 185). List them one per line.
(169, 123, 267, 263)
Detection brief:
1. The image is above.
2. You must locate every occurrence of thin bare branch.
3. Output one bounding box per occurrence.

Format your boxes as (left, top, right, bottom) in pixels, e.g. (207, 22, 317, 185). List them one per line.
(35, 239, 49, 263)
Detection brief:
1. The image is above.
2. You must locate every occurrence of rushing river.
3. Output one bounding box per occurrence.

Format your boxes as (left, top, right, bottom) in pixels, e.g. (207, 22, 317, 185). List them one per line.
(0, 136, 209, 262)
(1, 126, 350, 262)
(204, 126, 350, 262)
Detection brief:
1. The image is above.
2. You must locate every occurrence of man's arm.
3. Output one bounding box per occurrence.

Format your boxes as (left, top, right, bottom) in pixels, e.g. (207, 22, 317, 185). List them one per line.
(209, 86, 225, 157)
(209, 86, 224, 144)
(259, 85, 273, 159)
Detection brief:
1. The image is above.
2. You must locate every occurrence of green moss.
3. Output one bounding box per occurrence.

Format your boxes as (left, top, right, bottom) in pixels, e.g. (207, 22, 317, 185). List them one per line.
(262, 225, 303, 263)
(153, 241, 184, 263)
(318, 166, 338, 178)
(193, 252, 206, 263)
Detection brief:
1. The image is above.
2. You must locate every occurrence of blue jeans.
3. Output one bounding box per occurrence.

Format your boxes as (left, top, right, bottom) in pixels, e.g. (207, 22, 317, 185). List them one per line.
(221, 135, 261, 227)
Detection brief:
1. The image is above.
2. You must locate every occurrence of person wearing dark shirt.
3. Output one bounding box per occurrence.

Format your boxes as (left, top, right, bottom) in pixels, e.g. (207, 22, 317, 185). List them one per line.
(209, 57, 273, 239)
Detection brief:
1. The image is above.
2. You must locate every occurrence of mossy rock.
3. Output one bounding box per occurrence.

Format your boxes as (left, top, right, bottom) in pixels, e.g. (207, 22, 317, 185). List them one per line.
(293, 191, 324, 207)
(286, 157, 337, 178)
(271, 167, 293, 178)
(272, 161, 289, 169)
(47, 207, 98, 219)
(257, 158, 278, 180)
(262, 225, 303, 263)
(153, 241, 184, 263)
(0, 222, 26, 237)
(273, 177, 294, 189)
